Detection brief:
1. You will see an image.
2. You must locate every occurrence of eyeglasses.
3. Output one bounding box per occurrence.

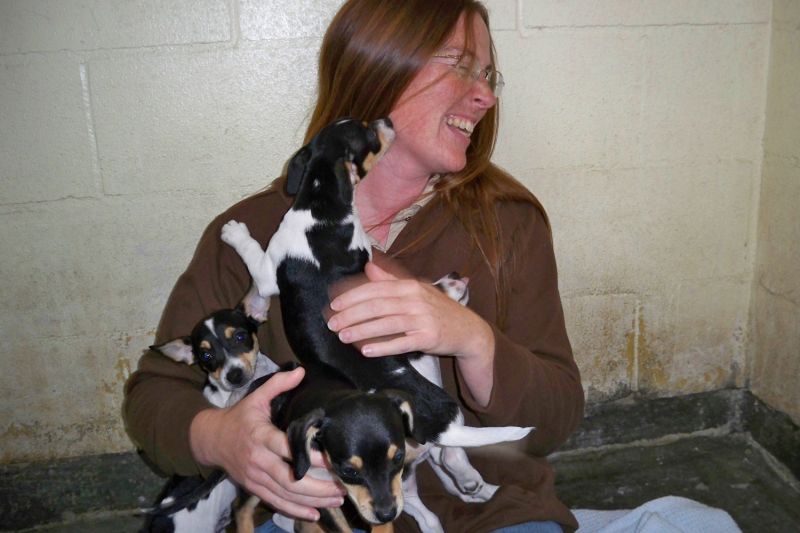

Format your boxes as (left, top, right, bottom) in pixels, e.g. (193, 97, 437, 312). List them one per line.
(431, 54, 505, 97)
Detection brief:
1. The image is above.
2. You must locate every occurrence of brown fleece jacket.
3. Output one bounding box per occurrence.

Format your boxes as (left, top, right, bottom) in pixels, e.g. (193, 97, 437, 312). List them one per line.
(123, 187, 584, 532)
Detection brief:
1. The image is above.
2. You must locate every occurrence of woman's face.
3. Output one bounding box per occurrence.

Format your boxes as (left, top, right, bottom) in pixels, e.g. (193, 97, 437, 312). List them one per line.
(387, 12, 497, 179)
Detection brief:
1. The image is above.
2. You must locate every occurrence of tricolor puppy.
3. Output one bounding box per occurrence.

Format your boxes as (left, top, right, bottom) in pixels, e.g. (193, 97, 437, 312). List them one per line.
(221, 116, 532, 449)
(264, 362, 415, 532)
(397, 273, 501, 533)
(152, 301, 272, 407)
(142, 301, 276, 533)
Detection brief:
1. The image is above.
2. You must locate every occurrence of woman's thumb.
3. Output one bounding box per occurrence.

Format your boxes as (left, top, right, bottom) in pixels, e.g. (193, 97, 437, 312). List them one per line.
(248, 366, 305, 411)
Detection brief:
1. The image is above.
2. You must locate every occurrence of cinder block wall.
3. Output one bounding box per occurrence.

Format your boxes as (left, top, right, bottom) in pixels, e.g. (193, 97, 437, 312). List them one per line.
(0, 0, 791, 464)
(750, 0, 800, 423)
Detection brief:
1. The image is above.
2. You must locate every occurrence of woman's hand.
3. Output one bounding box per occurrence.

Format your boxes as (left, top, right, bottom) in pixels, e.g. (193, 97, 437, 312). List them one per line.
(326, 262, 496, 405)
(189, 367, 345, 521)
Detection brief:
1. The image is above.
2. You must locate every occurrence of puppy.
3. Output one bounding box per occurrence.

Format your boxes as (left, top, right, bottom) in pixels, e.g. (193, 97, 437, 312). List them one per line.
(221, 117, 531, 447)
(398, 274, 500, 533)
(142, 302, 276, 533)
(266, 362, 416, 533)
(220, 118, 533, 530)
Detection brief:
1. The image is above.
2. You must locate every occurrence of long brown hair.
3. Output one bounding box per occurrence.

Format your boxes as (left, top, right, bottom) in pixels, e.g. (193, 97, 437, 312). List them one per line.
(272, 0, 548, 324)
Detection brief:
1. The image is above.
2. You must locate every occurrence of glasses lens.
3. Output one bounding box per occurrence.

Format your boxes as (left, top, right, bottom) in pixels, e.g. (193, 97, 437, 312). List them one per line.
(491, 70, 504, 97)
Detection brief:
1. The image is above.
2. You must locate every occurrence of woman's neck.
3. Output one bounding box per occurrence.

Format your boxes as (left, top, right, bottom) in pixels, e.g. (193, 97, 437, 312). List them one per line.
(356, 165, 430, 226)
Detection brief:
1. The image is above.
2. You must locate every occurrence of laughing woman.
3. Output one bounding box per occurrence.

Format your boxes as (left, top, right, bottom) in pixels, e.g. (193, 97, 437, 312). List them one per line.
(123, 1, 584, 532)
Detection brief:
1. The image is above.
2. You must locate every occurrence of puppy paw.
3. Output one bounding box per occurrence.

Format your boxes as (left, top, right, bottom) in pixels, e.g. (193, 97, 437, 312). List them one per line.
(221, 220, 251, 245)
(459, 481, 499, 502)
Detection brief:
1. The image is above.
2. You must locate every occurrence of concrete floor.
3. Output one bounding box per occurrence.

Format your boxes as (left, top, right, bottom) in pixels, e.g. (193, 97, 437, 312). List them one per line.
(15, 433, 800, 533)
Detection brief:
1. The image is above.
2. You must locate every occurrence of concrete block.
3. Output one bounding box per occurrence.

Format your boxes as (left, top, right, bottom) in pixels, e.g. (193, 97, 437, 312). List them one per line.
(751, 287, 800, 425)
(0, 329, 147, 462)
(562, 293, 638, 402)
(773, 0, 800, 31)
(637, 278, 749, 394)
(522, 0, 769, 28)
(638, 24, 769, 165)
(240, 0, 343, 40)
(515, 161, 756, 295)
(89, 45, 318, 196)
(756, 158, 800, 297)
(666, 277, 749, 391)
(764, 25, 800, 160)
(0, 56, 96, 204)
(0, 192, 235, 342)
(493, 28, 644, 171)
(483, 0, 517, 31)
(0, 0, 230, 54)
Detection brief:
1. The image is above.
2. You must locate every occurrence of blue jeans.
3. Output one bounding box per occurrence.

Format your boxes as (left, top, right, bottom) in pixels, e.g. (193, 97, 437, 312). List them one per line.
(255, 519, 563, 533)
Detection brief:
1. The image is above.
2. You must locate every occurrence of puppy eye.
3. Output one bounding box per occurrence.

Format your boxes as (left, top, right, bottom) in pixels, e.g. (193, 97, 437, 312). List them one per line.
(393, 450, 405, 464)
(234, 331, 247, 343)
(199, 350, 213, 362)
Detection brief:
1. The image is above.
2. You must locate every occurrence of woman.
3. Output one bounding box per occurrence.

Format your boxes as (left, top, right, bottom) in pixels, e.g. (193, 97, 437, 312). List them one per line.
(123, 1, 584, 531)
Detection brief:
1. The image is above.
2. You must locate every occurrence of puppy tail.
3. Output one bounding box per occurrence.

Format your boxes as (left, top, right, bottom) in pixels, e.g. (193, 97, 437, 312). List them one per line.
(435, 423, 535, 448)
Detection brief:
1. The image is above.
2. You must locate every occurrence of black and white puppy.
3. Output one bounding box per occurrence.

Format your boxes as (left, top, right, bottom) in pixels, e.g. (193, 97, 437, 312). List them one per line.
(142, 302, 276, 533)
(221, 117, 531, 448)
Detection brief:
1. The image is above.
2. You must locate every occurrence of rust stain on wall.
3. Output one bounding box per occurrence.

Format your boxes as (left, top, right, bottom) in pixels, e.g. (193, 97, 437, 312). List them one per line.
(637, 317, 668, 390)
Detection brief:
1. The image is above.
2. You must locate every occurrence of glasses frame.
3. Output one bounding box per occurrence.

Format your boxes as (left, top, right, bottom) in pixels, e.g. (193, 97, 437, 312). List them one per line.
(431, 53, 505, 97)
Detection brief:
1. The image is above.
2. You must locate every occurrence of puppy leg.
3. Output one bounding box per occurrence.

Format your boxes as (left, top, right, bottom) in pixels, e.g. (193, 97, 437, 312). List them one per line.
(427, 446, 499, 502)
(221, 220, 279, 296)
(294, 508, 352, 533)
(435, 411, 534, 447)
(400, 464, 444, 533)
(235, 495, 260, 533)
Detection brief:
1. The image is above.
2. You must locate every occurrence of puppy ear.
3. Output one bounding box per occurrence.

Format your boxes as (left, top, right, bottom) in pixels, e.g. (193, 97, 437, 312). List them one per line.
(287, 408, 326, 480)
(286, 145, 311, 196)
(150, 337, 195, 365)
(383, 389, 415, 438)
(239, 283, 269, 324)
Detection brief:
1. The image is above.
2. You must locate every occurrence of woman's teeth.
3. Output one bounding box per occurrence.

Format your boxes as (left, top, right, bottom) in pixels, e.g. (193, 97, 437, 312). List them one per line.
(446, 116, 475, 135)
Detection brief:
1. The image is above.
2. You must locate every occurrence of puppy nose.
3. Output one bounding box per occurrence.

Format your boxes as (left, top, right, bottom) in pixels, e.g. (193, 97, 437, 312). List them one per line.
(226, 367, 243, 385)
(374, 505, 397, 524)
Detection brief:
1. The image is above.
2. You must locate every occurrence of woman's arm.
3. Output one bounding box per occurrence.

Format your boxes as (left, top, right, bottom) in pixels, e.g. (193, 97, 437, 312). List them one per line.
(326, 202, 584, 454)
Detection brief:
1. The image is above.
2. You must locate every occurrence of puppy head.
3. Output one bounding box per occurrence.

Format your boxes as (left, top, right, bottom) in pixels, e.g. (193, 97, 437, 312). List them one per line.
(151, 305, 263, 391)
(432, 271, 470, 305)
(285, 117, 395, 218)
(287, 389, 413, 525)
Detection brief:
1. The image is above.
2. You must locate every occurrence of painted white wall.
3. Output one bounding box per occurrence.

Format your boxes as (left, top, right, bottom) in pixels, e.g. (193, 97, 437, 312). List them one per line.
(750, 0, 800, 423)
(0, 0, 788, 462)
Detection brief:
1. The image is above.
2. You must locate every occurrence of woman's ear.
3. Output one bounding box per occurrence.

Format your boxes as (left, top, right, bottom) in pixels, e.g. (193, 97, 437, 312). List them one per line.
(286, 408, 326, 480)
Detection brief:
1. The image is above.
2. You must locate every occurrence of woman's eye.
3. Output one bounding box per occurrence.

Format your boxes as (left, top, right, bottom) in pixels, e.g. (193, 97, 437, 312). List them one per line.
(453, 63, 472, 78)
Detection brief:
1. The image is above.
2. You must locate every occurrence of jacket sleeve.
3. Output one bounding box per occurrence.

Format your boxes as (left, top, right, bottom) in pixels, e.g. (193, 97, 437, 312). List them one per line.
(122, 192, 284, 477)
(455, 203, 584, 456)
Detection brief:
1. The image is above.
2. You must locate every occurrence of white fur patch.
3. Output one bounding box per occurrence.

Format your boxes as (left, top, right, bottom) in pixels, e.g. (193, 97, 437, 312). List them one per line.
(171, 478, 237, 531)
(435, 421, 533, 447)
(344, 210, 372, 258)
(267, 209, 319, 267)
(203, 317, 217, 338)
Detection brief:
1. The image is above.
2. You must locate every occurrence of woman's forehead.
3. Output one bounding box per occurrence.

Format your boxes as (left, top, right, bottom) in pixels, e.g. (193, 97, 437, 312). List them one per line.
(441, 13, 492, 60)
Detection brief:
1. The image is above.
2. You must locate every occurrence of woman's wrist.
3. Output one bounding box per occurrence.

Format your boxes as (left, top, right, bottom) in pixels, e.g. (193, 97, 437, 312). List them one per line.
(454, 314, 495, 406)
(189, 407, 224, 467)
